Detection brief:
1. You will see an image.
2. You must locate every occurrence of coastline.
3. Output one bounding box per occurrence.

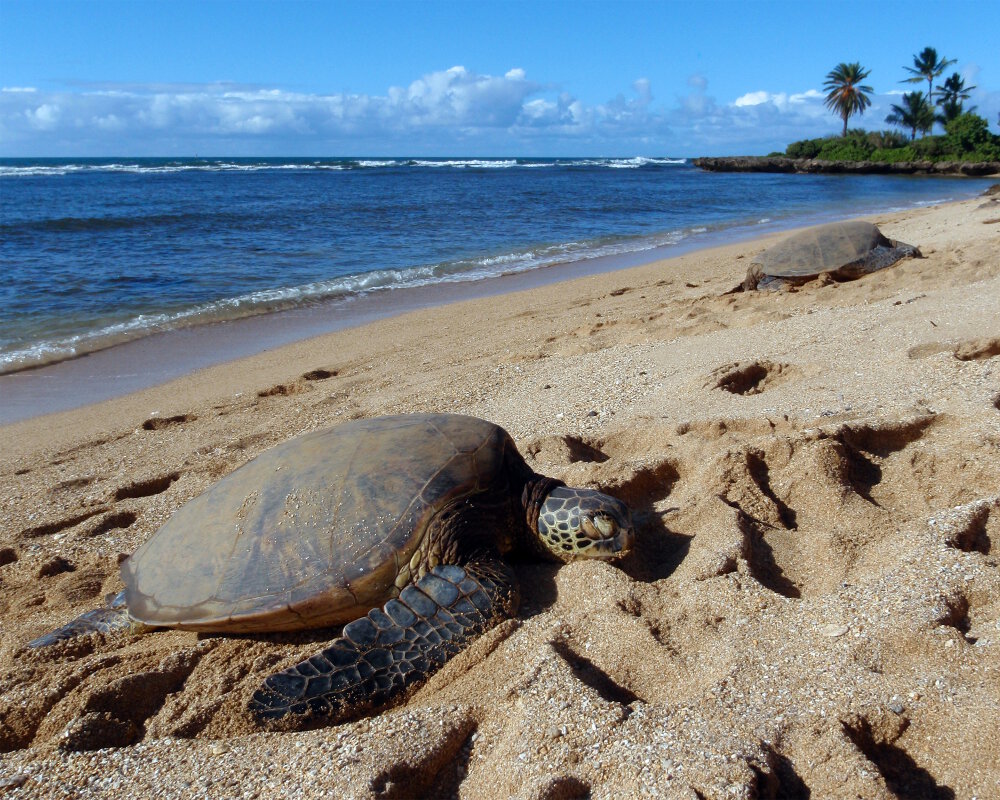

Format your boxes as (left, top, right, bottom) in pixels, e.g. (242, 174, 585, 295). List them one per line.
(4, 158, 994, 395)
(0, 219, 755, 426)
(694, 155, 1000, 176)
(1, 195, 999, 798)
(0, 193, 989, 426)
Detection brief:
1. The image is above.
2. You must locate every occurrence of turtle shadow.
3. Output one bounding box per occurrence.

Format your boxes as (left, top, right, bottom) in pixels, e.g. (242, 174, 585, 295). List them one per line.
(513, 508, 691, 618)
(617, 510, 691, 583)
(513, 562, 561, 619)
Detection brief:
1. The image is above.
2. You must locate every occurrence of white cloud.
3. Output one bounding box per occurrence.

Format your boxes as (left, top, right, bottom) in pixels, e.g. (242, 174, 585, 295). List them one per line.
(2, 86, 37, 93)
(2, 67, 990, 156)
(790, 89, 823, 103)
(26, 103, 61, 129)
(732, 89, 827, 113)
(733, 91, 773, 107)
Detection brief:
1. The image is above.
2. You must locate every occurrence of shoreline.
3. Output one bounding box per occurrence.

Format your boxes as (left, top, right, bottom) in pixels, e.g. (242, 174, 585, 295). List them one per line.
(694, 155, 1000, 176)
(0, 196, 982, 426)
(1, 194, 998, 797)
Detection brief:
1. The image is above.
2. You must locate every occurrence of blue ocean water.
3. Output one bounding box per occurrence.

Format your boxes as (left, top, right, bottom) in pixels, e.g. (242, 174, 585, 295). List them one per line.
(0, 157, 992, 373)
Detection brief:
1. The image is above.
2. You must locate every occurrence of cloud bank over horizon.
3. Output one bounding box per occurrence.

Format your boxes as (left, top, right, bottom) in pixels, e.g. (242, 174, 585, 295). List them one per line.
(2, 65, 997, 157)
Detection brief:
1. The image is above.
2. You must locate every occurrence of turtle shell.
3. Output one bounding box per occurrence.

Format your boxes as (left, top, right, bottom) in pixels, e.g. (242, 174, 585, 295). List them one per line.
(121, 414, 517, 633)
(752, 221, 891, 278)
(745, 221, 919, 291)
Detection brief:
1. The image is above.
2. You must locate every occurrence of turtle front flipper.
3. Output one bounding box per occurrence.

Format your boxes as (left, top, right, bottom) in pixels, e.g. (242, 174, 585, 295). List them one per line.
(28, 590, 149, 647)
(249, 561, 517, 722)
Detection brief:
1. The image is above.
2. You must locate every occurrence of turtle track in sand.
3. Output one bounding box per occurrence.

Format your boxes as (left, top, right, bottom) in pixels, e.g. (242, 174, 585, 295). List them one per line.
(141, 414, 194, 431)
(16, 472, 177, 544)
(113, 472, 179, 501)
(255, 367, 342, 399)
(908, 334, 1000, 362)
(708, 360, 800, 396)
(841, 713, 955, 800)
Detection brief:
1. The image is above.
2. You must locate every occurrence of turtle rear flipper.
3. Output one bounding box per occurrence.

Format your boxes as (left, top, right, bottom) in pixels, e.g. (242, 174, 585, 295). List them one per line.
(28, 590, 148, 647)
(249, 561, 517, 722)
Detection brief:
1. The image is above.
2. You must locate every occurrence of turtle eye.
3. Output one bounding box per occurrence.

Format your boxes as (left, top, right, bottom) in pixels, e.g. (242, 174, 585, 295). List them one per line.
(581, 515, 617, 541)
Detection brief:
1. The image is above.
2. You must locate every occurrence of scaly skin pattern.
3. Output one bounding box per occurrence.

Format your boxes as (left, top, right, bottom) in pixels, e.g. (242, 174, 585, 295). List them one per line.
(537, 486, 632, 558)
(248, 561, 516, 721)
(248, 479, 632, 724)
(27, 590, 144, 647)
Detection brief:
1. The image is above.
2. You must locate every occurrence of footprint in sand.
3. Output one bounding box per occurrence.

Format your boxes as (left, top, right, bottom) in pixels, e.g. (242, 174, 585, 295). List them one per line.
(709, 360, 799, 395)
(141, 413, 195, 431)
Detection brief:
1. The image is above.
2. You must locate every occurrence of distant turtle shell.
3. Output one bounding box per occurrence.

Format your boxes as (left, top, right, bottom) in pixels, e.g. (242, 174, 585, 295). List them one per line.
(121, 414, 515, 633)
(744, 221, 919, 290)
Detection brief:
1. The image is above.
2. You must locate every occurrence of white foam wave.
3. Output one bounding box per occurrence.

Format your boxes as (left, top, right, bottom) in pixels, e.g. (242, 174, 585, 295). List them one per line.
(607, 157, 684, 168)
(0, 225, 691, 373)
(409, 159, 520, 169)
(0, 157, 688, 178)
(0, 162, 332, 177)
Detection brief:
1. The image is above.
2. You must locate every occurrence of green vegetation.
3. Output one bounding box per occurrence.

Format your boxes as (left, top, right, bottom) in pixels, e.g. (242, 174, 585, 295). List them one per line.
(789, 45, 998, 164)
(885, 92, 935, 141)
(783, 113, 1000, 163)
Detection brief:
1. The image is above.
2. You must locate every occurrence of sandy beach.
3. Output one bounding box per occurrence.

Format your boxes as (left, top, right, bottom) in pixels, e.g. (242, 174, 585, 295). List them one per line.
(1, 191, 999, 798)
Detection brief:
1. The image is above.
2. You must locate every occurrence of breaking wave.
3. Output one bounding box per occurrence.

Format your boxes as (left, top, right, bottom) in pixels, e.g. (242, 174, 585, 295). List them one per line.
(0, 156, 688, 178)
(0, 225, 700, 373)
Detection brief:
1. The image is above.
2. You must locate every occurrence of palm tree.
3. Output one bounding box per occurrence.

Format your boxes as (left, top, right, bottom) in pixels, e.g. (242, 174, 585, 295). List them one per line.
(824, 62, 873, 137)
(886, 92, 936, 141)
(936, 72, 977, 124)
(902, 47, 956, 105)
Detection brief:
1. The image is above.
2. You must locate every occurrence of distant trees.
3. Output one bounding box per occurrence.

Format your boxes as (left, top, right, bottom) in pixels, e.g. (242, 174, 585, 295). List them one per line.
(885, 92, 936, 140)
(884, 47, 979, 138)
(944, 112, 997, 159)
(785, 45, 998, 162)
(936, 73, 977, 125)
(823, 62, 873, 137)
(902, 47, 956, 106)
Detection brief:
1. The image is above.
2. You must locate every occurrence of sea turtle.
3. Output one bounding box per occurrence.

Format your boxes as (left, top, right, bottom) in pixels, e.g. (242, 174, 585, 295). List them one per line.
(30, 413, 634, 723)
(742, 221, 921, 291)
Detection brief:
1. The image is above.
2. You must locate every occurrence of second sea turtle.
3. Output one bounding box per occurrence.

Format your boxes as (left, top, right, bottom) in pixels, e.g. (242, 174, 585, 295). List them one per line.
(743, 220, 921, 291)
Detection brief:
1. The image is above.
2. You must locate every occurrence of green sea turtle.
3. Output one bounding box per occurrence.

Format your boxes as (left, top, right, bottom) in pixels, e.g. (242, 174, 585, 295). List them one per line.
(742, 221, 921, 291)
(30, 413, 633, 722)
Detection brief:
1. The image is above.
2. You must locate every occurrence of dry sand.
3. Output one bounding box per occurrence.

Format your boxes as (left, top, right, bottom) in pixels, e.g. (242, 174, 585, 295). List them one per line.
(1, 193, 999, 799)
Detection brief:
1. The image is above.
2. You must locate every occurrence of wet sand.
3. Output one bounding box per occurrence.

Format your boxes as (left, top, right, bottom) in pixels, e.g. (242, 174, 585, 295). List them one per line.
(0, 216, 785, 425)
(1, 193, 999, 798)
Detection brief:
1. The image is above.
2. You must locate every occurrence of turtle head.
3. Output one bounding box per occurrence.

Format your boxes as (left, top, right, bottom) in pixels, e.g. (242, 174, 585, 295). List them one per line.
(535, 486, 634, 562)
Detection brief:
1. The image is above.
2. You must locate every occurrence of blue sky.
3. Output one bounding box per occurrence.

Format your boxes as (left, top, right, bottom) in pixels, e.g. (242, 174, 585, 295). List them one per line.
(2, 0, 998, 157)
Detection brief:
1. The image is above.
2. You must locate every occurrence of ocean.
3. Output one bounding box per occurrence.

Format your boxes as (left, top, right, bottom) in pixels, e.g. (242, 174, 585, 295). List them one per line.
(0, 157, 994, 388)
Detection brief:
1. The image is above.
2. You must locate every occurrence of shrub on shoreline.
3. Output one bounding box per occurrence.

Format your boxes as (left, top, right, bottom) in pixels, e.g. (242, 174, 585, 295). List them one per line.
(783, 113, 1000, 164)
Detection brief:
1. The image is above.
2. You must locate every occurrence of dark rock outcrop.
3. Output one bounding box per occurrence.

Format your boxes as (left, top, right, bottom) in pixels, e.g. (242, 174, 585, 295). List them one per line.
(693, 157, 1000, 177)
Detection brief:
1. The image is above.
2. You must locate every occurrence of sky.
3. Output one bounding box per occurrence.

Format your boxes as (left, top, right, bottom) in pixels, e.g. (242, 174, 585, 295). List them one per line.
(1, 0, 998, 157)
